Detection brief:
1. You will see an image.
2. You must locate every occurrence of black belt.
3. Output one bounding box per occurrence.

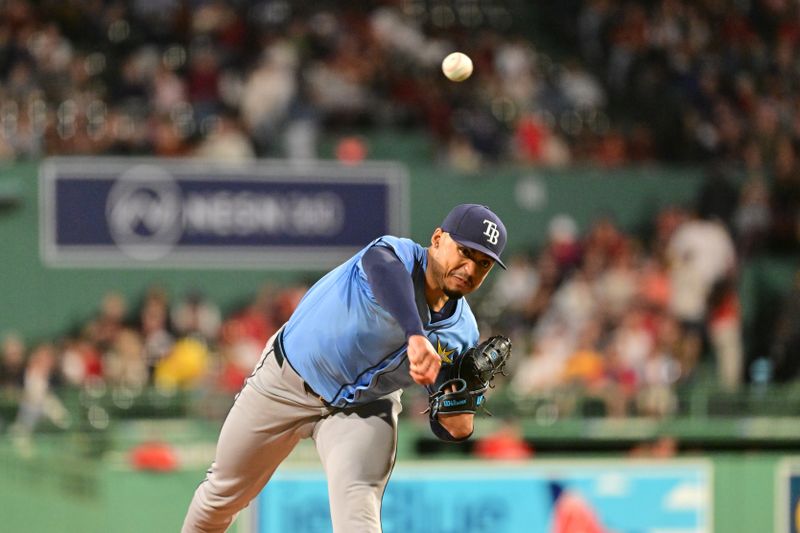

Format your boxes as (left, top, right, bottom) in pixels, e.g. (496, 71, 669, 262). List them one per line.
(273, 332, 330, 406)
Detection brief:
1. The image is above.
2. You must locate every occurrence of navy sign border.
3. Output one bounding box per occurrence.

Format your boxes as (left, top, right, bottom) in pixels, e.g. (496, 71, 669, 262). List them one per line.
(39, 157, 409, 269)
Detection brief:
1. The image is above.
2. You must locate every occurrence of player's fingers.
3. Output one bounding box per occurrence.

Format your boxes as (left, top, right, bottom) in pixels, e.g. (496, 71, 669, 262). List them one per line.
(411, 359, 438, 379)
(410, 349, 440, 384)
(410, 368, 434, 385)
(424, 352, 441, 370)
(413, 354, 439, 371)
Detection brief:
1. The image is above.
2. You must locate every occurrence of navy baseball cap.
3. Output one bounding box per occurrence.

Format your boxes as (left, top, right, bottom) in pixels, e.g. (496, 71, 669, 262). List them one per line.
(440, 204, 507, 269)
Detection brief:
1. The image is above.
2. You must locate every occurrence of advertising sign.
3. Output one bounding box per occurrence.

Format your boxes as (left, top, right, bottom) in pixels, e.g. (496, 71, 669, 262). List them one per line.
(778, 460, 800, 533)
(252, 461, 711, 533)
(39, 158, 408, 268)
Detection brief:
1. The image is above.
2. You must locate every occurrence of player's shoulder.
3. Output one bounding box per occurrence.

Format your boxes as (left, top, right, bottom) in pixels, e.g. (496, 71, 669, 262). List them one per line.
(373, 235, 422, 252)
(353, 235, 425, 276)
(371, 235, 426, 262)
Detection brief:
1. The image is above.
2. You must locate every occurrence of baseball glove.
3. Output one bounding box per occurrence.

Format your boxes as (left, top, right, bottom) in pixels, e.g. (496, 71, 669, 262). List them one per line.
(428, 335, 512, 419)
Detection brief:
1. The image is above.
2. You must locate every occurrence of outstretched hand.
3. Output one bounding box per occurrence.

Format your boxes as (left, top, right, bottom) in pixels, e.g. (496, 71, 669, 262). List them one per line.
(407, 334, 441, 385)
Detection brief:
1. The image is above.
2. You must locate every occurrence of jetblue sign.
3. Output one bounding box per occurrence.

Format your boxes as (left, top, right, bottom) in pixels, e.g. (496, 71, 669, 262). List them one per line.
(39, 158, 408, 268)
(252, 461, 711, 533)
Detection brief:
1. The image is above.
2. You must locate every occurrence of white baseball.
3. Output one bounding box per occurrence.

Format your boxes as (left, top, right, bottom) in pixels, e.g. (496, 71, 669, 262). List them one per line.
(442, 52, 473, 82)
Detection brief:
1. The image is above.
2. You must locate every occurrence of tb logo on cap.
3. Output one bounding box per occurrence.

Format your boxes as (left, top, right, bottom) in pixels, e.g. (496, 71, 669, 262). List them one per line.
(482, 219, 500, 245)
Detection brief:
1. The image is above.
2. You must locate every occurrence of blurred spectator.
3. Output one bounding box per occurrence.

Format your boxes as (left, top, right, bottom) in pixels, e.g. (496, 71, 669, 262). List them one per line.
(708, 281, 743, 391)
(546, 214, 582, 272)
(637, 257, 671, 313)
(60, 337, 103, 388)
(273, 284, 308, 326)
(481, 253, 540, 334)
(12, 342, 69, 437)
(84, 291, 129, 352)
(187, 44, 222, 123)
(171, 290, 222, 342)
(193, 110, 255, 160)
(215, 340, 250, 394)
(511, 322, 572, 396)
(666, 212, 737, 381)
(544, 266, 597, 339)
(602, 342, 639, 417)
(137, 285, 173, 343)
(103, 328, 148, 391)
(139, 294, 175, 378)
(154, 337, 209, 391)
(216, 285, 289, 389)
(562, 320, 605, 389)
(0, 333, 26, 398)
(637, 315, 681, 416)
(472, 418, 534, 460)
(240, 42, 298, 154)
(151, 64, 187, 117)
(594, 244, 638, 322)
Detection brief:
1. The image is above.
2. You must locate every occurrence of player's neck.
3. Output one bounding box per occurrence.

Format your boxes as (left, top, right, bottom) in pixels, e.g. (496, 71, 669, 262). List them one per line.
(423, 265, 449, 312)
(427, 293, 449, 313)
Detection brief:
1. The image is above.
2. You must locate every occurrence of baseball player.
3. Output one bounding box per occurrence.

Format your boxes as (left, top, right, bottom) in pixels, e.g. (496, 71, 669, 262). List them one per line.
(182, 204, 508, 532)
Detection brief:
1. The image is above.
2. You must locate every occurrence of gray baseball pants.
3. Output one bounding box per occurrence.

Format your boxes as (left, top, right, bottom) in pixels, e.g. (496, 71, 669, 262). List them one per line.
(182, 330, 402, 532)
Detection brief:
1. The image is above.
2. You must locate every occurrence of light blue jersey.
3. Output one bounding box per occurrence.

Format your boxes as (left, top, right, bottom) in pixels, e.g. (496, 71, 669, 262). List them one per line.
(280, 235, 479, 407)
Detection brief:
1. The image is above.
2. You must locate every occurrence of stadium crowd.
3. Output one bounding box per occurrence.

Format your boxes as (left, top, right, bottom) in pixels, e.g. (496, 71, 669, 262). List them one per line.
(0, 281, 310, 435)
(480, 205, 739, 419)
(0, 0, 603, 167)
(2, 0, 800, 169)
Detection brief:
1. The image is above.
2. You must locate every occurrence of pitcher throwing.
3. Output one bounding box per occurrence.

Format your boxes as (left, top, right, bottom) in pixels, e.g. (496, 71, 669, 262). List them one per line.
(183, 204, 510, 532)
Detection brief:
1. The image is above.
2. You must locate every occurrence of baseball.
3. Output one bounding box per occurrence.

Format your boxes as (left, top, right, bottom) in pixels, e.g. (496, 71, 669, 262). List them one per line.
(442, 52, 473, 82)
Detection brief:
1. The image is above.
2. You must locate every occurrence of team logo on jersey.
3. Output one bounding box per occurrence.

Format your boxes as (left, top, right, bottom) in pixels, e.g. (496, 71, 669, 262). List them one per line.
(482, 219, 500, 245)
(436, 338, 455, 363)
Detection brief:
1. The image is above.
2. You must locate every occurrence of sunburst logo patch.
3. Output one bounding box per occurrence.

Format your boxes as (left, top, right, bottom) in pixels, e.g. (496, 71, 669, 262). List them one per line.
(436, 338, 455, 363)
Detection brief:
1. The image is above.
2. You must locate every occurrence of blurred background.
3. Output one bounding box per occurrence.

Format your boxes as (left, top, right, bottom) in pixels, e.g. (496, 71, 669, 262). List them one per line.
(1, 0, 800, 531)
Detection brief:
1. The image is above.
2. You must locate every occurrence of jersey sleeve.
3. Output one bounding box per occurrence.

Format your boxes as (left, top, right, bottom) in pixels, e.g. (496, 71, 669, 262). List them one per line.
(362, 245, 425, 338)
(369, 236, 423, 272)
(355, 235, 425, 300)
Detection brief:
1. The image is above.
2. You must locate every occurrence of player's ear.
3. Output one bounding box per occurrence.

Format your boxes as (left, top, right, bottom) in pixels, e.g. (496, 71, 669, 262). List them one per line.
(431, 228, 444, 248)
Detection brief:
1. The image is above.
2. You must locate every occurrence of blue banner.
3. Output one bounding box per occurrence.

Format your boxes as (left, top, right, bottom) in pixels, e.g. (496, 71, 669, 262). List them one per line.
(780, 461, 800, 533)
(40, 158, 408, 268)
(252, 462, 711, 533)
(791, 474, 800, 533)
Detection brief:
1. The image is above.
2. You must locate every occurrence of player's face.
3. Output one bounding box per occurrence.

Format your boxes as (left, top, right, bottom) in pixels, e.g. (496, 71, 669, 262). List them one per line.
(430, 229, 495, 298)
